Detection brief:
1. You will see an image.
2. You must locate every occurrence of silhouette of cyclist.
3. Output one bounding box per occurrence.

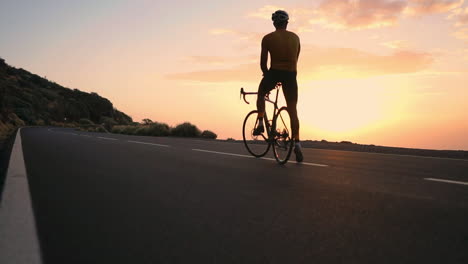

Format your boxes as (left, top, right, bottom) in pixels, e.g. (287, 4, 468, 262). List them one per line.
(253, 10, 303, 162)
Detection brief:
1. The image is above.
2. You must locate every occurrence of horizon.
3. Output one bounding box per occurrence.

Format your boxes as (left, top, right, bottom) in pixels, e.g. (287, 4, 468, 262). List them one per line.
(1, 0, 467, 150)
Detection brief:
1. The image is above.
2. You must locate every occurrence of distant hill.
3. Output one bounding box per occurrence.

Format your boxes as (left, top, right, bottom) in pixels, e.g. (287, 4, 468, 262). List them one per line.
(299, 140, 468, 160)
(0, 57, 132, 140)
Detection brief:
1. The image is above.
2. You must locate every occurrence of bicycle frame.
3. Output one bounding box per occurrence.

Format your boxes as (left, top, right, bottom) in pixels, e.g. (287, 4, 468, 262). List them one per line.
(240, 83, 282, 141)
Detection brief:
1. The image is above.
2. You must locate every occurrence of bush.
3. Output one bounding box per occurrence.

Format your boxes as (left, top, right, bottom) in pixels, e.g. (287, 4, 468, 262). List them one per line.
(201, 130, 217, 139)
(100, 116, 117, 131)
(142, 118, 153, 125)
(79, 118, 94, 125)
(171, 122, 201, 137)
(96, 126, 106, 133)
(135, 126, 150, 136)
(0, 121, 15, 141)
(7, 113, 25, 127)
(35, 119, 45, 126)
(147, 122, 170, 136)
(121, 125, 138, 135)
(111, 125, 128, 134)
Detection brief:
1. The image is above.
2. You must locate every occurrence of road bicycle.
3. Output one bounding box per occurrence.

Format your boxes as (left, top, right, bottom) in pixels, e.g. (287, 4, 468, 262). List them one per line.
(240, 83, 293, 164)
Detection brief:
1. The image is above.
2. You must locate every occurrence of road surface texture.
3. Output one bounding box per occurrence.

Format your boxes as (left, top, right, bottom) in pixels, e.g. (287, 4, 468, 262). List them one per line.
(18, 127, 468, 263)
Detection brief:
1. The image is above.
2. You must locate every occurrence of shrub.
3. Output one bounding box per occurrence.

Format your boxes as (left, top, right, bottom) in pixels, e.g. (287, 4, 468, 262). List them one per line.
(147, 122, 170, 136)
(135, 126, 150, 136)
(227, 137, 236, 141)
(7, 113, 25, 127)
(0, 121, 15, 141)
(79, 118, 94, 125)
(121, 125, 138, 135)
(201, 130, 217, 139)
(96, 126, 106, 133)
(142, 118, 153, 125)
(100, 116, 117, 131)
(111, 126, 124, 134)
(171, 122, 201, 137)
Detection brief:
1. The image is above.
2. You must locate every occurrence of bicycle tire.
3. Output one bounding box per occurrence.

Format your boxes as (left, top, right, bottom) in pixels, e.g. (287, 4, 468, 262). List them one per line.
(272, 107, 294, 164)
(242, 110, 270, 157)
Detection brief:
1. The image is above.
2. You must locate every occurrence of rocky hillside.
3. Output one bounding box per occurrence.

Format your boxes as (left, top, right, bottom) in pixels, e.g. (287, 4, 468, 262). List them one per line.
(0, 57, 132, 140)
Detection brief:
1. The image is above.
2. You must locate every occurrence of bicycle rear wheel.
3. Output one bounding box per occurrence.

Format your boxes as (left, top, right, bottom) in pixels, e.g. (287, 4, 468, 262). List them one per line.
(272, 107, 294, 164)
(242, 110, 270, 157)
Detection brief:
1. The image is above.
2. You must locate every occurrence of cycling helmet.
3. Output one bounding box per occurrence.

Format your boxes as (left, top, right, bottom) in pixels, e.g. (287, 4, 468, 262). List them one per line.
(272, 10, 289, 22)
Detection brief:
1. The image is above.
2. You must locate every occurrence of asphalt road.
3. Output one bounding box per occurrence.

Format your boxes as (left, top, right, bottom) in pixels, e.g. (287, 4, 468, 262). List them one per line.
(20, 127, 468, 263)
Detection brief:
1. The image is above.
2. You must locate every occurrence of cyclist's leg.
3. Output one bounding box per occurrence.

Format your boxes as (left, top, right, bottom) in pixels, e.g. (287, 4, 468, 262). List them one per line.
(281, 72, 299, 141)
(256, 70, 278, 123)
(253, 70, 278, 133)
(282, 73, 303, 162)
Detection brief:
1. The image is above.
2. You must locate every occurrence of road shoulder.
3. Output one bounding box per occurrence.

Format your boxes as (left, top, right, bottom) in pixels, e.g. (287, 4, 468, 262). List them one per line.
(0, 128, 42, 264)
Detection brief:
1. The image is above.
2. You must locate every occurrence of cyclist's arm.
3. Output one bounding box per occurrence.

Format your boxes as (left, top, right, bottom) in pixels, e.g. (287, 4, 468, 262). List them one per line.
(297, 42, 301, 59)
(260, 37, 268, 75)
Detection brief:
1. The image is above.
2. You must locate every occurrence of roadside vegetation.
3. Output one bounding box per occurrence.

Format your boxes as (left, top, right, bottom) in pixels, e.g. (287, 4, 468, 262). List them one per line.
(0, 57, 218, 143)
(112, 120, 217, 139)
(0, 57, 132, 140)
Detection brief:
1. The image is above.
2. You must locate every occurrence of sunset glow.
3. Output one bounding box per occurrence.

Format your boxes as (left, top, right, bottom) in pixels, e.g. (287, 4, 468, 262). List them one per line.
(1, 0, 467, 149)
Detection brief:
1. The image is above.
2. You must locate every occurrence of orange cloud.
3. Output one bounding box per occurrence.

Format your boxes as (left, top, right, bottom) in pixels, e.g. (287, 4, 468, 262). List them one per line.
(181, 55, 257, 65)
(453, 27, 468, 40)
(405, 0, 464, 16)
(381, 40, 411, 49)
(300, 46, 433, 77)
(448, 6, 468, 40)
(247, 5, 284, 19)
(166, 46, 433, 82)
(209, 28, 263, 43)
(166, 63, 259, 82)
(247, 5, 317, 32)
(448, 6, 468, 26)
(310, 0, 407, 30)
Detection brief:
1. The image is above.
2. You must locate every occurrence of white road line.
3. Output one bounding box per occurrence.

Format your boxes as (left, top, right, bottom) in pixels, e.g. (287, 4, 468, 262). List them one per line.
(0, 128, 42, 264)
(97, 136, 118, 141)
(128, 140, 170, 147)
(192, 149, 329, 167)
(424, 178, 468, 186)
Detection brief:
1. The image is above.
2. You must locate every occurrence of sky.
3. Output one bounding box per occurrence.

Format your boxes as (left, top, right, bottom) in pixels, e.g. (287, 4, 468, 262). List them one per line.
(1, 0, 467, 150)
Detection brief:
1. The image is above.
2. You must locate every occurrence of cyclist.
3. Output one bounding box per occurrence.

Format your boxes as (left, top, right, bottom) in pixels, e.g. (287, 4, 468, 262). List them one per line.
(253, 10, 303, 162)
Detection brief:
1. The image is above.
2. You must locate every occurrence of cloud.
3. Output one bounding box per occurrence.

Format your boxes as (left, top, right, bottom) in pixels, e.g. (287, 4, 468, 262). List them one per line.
(246, 1, 464, 32)
(209, 29, 236, 35)
(448, 6, 468, 26)
(309, 0, 407, 30)
(247, 5, 316, 32)
(166, 63, 259, 82)
(166, 46, 433, 82)
(209, 28, 263, 43)
(300, 46, 433, 77)
(247, 5, 284, 19)
(181, 55, 257, 65)
(447, 6, 468, 41)
(405, 0, 464, 16)
(452, 27, 468, 40)
(381, 40, 411, 49)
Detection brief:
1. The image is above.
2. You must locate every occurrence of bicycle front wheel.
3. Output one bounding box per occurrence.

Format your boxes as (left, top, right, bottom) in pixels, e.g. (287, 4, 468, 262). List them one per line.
(242, 110, 270, 157)
(272, 107, 294, 164)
